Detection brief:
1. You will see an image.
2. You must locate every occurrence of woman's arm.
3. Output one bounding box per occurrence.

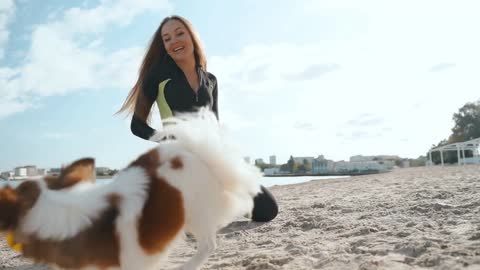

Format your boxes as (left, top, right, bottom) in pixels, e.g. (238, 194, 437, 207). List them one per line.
(130, 114, 156, 140)
(130, 74, 160, 141)
(211, 74, 219, 120)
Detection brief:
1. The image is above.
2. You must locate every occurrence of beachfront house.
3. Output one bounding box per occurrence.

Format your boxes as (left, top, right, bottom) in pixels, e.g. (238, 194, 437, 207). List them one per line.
(350, 155, 400, 162)
(14, 167, 27, 177)
(96, 167, 111, 176)
(264, 167, 281, 175)
(48, 168, 62, 176)
(14, 165, 39, 177)
(269, 155, 276, 166)
(427, 137, 480, 166)
(349, 155, 396, 170)
(1, 171, 14, 180)
(312, 155, 335, 174)
(8, 165, 46, 180)
(334, 160, 392, 173)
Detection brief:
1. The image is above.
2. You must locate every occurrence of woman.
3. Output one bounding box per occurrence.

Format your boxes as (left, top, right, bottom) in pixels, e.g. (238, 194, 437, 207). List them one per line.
(118, 15, 278, 222)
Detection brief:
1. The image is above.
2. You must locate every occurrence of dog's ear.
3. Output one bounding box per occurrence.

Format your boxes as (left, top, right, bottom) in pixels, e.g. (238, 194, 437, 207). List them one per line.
(0, 186, 20, 231)
(46, 158, 96, 190)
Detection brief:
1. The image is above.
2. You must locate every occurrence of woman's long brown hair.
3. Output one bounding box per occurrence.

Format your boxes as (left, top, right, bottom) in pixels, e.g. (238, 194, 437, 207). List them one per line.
(117, 15, 207, 115)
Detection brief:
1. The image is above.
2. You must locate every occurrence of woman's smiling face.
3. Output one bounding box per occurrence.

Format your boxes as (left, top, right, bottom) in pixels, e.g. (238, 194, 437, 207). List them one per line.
(161, 19, 195, 63)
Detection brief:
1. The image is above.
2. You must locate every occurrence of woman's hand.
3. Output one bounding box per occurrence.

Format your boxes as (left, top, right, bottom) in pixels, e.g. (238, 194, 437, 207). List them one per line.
(149, 131, 176, 142)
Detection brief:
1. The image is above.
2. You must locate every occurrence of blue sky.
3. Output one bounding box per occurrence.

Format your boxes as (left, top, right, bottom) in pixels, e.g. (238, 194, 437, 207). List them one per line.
(1, 0, 480, 171)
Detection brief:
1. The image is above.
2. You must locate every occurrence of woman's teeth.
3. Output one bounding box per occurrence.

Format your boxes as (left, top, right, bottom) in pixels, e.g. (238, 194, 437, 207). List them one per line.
(173, 46, 184, 52)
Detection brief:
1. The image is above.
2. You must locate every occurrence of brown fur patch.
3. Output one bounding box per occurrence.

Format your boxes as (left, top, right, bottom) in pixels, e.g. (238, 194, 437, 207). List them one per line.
(130, 148, 185, 254)
(170, 156, 183, 170)
(16, 181, 41, 216)
(43, 176, 61, 189)
(20, 192, 122, 269)
(138, 175, 185, 254)
(128, 148, 161, 174)
(0, 182, 42, 231)
(46, 158, 96, 190)
(0, 186, 20, 231)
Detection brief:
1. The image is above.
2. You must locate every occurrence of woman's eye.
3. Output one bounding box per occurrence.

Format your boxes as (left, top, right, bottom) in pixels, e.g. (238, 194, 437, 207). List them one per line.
(177, 32, 184, 36)
(164, 38, 171, 42)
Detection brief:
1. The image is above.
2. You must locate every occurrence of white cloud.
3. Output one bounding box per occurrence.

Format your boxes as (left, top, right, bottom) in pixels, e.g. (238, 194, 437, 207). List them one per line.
(0, 99, 29, 118)
(0, 0, 172, 118)
(58, 0, 172, 34)
(21, 26, 103, 95)
(0, 66, 27, 118)
(429, 63, 456, 72)
(285, 64, 341, 81)
(347, 114, 385, 127)
(0, 0, 15, 60)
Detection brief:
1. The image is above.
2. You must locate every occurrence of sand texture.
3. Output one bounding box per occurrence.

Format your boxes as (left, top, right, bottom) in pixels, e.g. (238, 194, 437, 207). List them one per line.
(1, 166, 480, 270)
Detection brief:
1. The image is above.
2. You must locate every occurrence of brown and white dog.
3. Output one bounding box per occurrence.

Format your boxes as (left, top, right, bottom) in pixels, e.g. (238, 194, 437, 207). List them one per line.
(0, 109, 261, 270)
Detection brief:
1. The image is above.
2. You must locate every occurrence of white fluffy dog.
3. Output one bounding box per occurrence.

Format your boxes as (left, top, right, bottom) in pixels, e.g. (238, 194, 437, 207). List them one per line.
(0, 109, 261, 270)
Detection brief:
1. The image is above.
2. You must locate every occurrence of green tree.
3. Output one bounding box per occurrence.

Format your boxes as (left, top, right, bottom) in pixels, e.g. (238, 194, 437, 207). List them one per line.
(394, 159, 403, 167)
(427, 100, 480, 165)
(449, 100, 480, 143)
(287, 156, 298, 173)
(279, 163, 290, 172)
(255, 163, 276, 172)
(297, 164, 307, 174)
(410, 156, 427, 167)
(302, 159, 311, 172)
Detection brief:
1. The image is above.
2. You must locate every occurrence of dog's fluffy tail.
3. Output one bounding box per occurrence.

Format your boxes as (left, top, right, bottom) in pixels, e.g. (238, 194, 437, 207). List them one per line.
(162, 108, 261, 198)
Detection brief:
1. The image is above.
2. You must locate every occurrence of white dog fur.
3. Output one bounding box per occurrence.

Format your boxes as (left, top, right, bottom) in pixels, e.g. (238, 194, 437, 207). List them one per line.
(0, 108, 261, 270)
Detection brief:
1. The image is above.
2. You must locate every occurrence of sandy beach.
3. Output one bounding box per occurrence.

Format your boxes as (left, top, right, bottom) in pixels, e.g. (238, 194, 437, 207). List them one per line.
(1, 165, 480, 270)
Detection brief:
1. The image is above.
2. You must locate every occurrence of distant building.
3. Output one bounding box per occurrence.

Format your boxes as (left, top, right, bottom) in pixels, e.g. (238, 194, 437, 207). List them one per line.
(1, 171, 13, 180)
(14, 167, 27, 177)
(334, 160, 392, 172)
(254, 159, 265, 166)
(243, 157, 251, 164)
(37, 168, 46, 175)
(350, 155, 400, 162)
(264, 167, 281, 175)
(25, 166, 37, 176)
(269, 155, 276, 166)
(14, 165, 40, 177)
(349, 155, 370, 162)
(312, 155, 335, 174)
(96, 167, 111, 176)
(48, 168, 62, 176)
(293, 157, 315, 165)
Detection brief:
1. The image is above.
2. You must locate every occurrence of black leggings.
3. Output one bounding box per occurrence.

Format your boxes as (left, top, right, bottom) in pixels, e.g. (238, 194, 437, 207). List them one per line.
(251, 185, 278, 222)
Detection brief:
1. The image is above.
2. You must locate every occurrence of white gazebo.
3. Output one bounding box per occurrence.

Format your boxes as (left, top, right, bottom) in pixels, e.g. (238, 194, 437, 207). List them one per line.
(427, 137, 480, 166)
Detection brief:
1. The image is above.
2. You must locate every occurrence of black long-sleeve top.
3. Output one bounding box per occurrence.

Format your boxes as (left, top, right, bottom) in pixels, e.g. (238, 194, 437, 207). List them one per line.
(130, 57, 218, 140)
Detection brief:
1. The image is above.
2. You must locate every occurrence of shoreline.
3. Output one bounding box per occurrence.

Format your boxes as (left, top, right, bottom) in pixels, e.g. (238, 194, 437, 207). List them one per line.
(263, 170, 387, 177)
